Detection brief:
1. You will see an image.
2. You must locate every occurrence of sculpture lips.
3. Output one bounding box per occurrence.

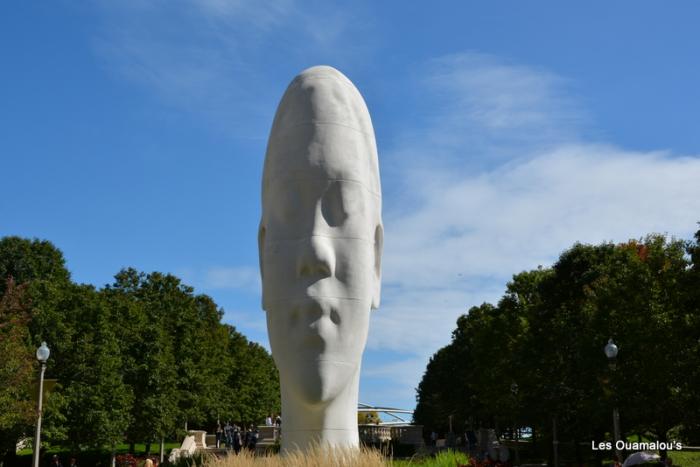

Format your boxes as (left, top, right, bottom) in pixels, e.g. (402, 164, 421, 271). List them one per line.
(301, 333, 326, 355)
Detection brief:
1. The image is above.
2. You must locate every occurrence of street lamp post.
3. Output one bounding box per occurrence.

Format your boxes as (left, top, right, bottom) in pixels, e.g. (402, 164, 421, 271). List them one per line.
(604, 338, 622, 463)
(33, 342, 50, 467)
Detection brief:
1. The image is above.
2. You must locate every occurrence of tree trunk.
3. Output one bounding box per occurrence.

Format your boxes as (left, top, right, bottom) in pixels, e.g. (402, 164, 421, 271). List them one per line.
(160, 437, 165, 464)
(532, 426, 537, 450)
(658, 428, 668, 461)
(574, 435, 582, 466)
(593, 430, 604, 467)
(552, 417, 559, 467)
(111, 446, 116, 467)
(2, 450, 18, 467)
(145, 441, 151, 456)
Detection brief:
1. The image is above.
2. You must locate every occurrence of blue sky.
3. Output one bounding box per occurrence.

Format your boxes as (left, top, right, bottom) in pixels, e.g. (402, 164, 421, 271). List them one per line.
(3, 1, 700, 415)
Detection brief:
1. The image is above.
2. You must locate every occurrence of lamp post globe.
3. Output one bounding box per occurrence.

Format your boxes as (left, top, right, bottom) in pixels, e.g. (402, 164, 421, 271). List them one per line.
(604, 338, 618, 360)
(36, 341, 50, 363)
(604, 338, 622, 463)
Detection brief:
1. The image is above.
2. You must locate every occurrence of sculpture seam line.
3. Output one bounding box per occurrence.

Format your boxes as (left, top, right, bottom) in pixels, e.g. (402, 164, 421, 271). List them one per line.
(263, 175, 382, 198)
(264, 235, 376, 243)
(269, 120, 374, 137)
(264, 296, 370, 303)
(288, 73, 356, 91)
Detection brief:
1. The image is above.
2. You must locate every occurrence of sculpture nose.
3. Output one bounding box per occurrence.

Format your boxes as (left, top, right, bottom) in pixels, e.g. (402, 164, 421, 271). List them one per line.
(297, 235, 334, 279)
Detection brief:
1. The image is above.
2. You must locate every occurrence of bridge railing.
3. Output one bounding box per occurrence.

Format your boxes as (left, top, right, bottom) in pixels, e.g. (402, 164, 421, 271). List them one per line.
(358, 424, 424, 446)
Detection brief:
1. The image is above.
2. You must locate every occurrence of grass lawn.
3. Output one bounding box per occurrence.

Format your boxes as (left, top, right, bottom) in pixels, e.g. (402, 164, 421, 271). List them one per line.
(389, 450, 470, 466)
(669, 450, 700, 466)
(113, 442, 181, 454)
(18, 441, 180, 456)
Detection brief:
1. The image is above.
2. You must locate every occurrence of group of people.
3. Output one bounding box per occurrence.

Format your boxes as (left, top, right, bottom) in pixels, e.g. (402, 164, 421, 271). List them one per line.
(216, 421, 261, 453)
(265, 414, 282, 428)
(49, 454, 78, 467)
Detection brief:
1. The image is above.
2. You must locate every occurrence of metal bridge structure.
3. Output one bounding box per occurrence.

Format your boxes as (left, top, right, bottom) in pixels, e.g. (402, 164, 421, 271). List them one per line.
(358, 402, 415, 426)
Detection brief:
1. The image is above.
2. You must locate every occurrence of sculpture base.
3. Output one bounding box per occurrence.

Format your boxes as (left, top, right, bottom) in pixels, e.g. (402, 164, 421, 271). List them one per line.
(281, 428, 359, 454)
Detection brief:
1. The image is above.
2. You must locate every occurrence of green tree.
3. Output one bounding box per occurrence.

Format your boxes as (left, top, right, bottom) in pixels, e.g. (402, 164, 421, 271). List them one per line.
(415, 231, 698, 463)
(358, 411, 381, 424)
(0, 236, 281, 458)
(0, 237, 70, 297)
(0, 278, 35, 462)
(678, 227, 700, 443)
(0, 237, 74, 456)
(60, 287, 133, 456)
(223, 326, 280, 425)
(108, 269, 179, 452)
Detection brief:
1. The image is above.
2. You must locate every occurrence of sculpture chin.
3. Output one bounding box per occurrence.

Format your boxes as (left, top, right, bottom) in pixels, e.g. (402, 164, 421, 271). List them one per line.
(265, 295, 368, 408)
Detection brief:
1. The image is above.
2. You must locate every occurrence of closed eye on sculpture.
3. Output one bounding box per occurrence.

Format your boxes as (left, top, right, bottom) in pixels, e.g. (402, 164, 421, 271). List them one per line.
(321, 180, 348, 227)
(265, 178, 370, 239)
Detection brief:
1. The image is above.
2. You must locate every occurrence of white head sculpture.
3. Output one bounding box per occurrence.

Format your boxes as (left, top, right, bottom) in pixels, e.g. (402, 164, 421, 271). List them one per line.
(259, 65, 383, 452)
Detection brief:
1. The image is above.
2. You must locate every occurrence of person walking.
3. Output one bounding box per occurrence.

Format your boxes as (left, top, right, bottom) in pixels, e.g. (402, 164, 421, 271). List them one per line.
(216, 422, 223, 448)
(244, 426, 252, 450)
(233, 424, 242, 454)
(224, 421, 233, 448)
(274, 414, 282, 441)
(249, 425, 259, 452)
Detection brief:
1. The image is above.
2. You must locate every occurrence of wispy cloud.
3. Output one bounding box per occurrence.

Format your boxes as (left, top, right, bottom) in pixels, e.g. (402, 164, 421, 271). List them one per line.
(222, 307, 269, 339)
(205, 266, 260, 292)
(361, 355, 428, 411)
(194, 0, 295, 30)
(384, 52, 589, 179)
(92, 0, 367, 135)
(426, 53, 585, 138)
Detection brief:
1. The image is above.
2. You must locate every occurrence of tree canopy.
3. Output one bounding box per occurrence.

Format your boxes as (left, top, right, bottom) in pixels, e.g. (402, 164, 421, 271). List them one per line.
(415, 230, 700, 458)
(0, 237, 280, 461)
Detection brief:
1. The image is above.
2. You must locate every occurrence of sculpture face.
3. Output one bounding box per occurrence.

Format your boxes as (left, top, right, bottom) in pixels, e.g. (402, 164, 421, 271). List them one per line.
(260, 66, 382, 407)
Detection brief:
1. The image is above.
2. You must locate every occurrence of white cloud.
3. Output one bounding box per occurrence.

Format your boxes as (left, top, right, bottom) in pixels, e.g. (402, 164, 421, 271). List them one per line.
(384, 145, 700, 290)
(222, 307, 269, 336)
(363, 356, 432, 388)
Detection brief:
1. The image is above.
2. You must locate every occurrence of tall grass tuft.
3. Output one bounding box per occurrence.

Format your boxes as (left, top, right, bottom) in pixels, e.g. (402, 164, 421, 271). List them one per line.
(207, 444, 387, 467)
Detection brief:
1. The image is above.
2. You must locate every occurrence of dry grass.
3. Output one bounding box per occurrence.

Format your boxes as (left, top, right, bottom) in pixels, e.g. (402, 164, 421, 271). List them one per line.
(206, 445, 388, 467)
